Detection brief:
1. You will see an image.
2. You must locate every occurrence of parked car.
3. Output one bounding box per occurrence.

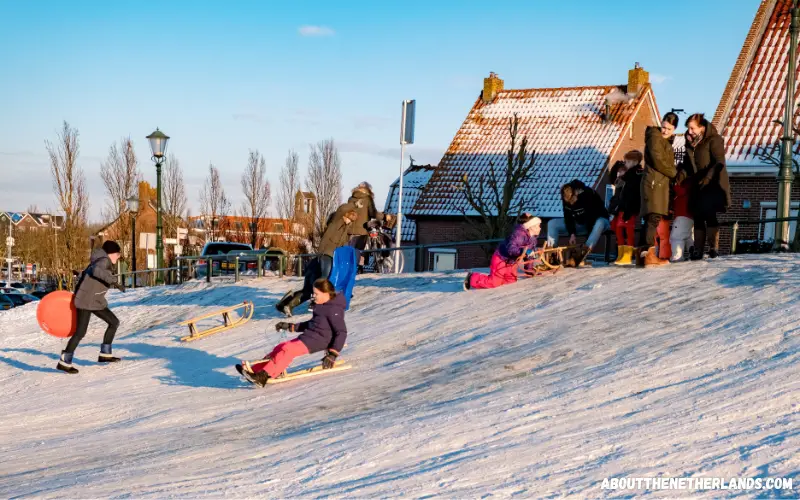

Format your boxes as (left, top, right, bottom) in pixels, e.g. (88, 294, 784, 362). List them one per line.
(194, 242, 254, 279)
(32, 290, 51, 299)
(1, 287, 23, 294)
(0, 295, 14, 310)
(4, 293, 37, 307)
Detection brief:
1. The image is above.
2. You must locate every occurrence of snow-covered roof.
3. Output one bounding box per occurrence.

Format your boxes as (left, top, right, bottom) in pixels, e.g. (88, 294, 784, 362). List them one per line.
(412, 84, 659, 218)
(384, 164, 437, 241)
(713, 0, 799, 170)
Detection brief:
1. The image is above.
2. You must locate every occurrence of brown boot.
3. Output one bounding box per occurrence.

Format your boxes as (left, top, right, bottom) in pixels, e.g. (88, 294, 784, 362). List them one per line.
(708, 227, 720, 258)
(644, 246, 670, 267)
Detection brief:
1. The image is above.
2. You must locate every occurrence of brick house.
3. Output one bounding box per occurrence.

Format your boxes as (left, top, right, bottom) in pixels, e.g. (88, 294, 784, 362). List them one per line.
(187, 215, 298, 249)
(712, 0, 800, 251)
(408, 65, 663, 269)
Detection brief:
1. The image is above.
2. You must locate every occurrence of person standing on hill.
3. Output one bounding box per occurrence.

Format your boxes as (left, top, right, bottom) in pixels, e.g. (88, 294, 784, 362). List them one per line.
(684, 113, 730, 259)
(276, 210, 358, 317)
(637, 112, 678, 267)
(612, 150, 644, 265)
(546, 180, 610, 266)
(57, 240, 125, 374)
(465, 214, 541, 290)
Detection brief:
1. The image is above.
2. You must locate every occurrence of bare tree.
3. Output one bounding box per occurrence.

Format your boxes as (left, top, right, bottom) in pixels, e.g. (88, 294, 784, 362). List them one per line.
(240, 149, 271, 248)
(100, 137, 140, 262)
(306, 139, 342, 241)
(460, 114, 537, 244)
(161, 154, 188, 263)
(46, 121, 90, 289)
(277, 149, 300, 222)
(199, 164, 231, 242)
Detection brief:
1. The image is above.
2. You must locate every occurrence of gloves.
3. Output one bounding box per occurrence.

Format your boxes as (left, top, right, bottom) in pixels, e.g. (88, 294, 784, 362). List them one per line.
(114, 282, 126, 293)
(275, 322, 294, 332)
(321, 349, 338, 369)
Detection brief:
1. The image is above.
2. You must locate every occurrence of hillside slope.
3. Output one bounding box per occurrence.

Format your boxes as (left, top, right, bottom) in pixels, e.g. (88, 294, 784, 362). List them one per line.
(0, 256, 798, 497)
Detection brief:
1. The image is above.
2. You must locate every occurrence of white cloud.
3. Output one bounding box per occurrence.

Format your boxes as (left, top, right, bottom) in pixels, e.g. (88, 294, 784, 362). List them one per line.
(650, 74, 672, 85)
(298, 25, 335, 37)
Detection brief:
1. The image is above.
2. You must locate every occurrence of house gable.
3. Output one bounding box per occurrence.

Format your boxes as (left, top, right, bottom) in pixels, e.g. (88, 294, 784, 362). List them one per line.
(411, 71, 660, 219)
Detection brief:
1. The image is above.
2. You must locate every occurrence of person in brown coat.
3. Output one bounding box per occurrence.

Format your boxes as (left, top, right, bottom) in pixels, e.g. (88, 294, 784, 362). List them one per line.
(684, 113, 731, 259)
(637, 112, 678, 267)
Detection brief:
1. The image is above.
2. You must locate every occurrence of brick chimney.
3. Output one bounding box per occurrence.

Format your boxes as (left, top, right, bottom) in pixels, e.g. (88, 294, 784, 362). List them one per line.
(482, 72, 504, 103)
(627, 62, 649, 96)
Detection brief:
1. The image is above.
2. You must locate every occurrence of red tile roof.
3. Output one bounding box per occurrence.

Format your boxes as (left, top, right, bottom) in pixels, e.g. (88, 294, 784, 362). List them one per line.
(714, 0, 800, 169)
(412, 85, 659, 217)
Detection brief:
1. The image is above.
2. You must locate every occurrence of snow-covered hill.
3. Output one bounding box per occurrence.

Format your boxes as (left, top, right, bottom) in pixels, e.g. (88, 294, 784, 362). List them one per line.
(0, 256, 798, 498)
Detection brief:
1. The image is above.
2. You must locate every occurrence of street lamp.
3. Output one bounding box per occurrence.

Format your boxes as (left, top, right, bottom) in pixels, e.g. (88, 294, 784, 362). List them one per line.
(127, 196, 139, 288)
(776, 1, 800, 250)
(146, 128, 170, 283)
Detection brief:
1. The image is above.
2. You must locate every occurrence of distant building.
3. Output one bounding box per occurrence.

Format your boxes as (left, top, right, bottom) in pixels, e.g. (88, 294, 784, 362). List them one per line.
(407, 65, 663, 268)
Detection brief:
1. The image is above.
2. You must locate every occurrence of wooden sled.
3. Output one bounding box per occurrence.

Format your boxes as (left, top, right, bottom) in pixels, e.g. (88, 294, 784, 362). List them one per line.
(240, 358, 352, 384)
(179, 301, 254, 342)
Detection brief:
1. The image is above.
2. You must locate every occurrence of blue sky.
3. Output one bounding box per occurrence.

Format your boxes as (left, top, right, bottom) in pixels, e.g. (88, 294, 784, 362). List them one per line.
(0, 0, 759, 221)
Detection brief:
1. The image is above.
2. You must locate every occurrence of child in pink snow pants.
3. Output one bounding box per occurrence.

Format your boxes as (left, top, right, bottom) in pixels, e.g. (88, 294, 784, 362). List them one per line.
(237, 278, 347, 386)
(465, 214, 541, 290)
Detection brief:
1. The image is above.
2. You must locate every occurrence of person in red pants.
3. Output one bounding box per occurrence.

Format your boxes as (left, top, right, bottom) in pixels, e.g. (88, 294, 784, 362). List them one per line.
(236, 278, 347, 386)
(464, 214, 541, 290)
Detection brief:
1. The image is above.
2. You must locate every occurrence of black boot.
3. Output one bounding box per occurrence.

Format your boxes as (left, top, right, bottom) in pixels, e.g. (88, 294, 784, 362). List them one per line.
(276, 291, 303, 317)
(708, 227, 720, 258)
(57, 351, 79, 374)
(98, 344, 121, 363)
(692, 229, 706, 260)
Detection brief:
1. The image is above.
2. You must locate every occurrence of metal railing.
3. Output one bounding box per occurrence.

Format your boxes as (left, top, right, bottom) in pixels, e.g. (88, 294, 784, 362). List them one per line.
(177, 249, 288, 283)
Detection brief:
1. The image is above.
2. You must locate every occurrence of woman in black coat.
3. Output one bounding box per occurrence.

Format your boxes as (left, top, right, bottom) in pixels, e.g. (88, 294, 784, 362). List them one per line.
(684, 113, 731, 259)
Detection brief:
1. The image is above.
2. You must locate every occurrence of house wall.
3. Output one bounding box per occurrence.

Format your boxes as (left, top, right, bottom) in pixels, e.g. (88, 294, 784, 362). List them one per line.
(719, 175, 800, 252)
(415, 218, 492, 270)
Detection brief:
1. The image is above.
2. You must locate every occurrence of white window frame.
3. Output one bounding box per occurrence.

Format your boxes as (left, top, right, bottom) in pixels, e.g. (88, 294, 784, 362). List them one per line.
(759, 201, 799, 240)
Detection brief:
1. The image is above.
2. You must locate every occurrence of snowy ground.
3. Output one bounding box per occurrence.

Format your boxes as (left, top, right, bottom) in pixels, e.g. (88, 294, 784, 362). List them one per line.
(0, 255, 798, 498)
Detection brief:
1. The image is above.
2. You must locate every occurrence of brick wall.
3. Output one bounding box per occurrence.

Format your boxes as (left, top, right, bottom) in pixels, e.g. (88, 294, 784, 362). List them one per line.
(415, 218, 494, 270)
(719, 175, 800, 253)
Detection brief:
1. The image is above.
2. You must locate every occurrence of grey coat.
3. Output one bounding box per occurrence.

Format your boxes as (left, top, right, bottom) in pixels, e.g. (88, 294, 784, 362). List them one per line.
(73, 249, 116, 310)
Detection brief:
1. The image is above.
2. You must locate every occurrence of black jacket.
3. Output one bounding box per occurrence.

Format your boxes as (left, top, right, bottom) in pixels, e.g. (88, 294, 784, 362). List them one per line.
(684, 123, 731, 214)
(563, 181, 609, 235)
(619, 166, 644, 219)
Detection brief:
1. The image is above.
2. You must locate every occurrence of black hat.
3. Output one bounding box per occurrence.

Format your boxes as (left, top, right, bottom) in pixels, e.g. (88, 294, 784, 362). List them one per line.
(102, 240, 121, 255)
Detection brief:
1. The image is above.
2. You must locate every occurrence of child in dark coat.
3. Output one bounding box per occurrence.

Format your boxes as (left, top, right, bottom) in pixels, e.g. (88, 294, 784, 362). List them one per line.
(238, 278, 347, 386)
(464, 213, 541, 290)
(58, 240, 125, 374)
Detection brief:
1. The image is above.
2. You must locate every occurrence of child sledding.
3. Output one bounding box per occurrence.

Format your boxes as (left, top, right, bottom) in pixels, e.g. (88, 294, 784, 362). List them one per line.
(237, 278, 349, 386)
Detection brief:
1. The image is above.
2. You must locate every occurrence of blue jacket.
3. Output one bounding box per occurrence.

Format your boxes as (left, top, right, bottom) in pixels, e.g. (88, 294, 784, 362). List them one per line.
(497, 225, 537, 264)
(296, 293, 348, 354)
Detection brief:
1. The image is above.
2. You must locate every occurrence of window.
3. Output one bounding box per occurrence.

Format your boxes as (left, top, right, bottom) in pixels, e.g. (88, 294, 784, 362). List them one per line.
(274, 223, 284, 232)
(304, 198, 314, 214)
(760, 202, 799, 241)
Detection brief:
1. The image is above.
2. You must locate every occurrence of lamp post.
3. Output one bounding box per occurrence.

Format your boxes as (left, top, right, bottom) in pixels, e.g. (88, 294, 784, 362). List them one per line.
(776, 1, 800, 250)
(127, 196, 139, 288)
(146, 128, 170, 283)
(212, 217, 219, 242)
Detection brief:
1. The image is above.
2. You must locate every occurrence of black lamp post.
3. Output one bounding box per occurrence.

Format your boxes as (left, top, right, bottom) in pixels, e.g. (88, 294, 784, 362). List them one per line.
(126, 196, 139, 288)
(146, 128, 170, 283)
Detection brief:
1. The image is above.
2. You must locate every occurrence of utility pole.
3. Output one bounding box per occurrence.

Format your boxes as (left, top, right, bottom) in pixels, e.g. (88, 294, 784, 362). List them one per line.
(6, 218, 12, 283)
(776, 0, 800, 250)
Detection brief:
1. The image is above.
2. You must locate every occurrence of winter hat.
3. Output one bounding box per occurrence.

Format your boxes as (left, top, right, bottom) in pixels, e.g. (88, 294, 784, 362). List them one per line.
(523, 217, 542, 230)
(102, 240, 121, 255)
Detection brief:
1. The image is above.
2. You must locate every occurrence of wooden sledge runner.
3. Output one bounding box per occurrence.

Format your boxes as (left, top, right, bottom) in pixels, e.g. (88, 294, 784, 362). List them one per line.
(179, 301, 254, 342)
(240, 358, 352, 384)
